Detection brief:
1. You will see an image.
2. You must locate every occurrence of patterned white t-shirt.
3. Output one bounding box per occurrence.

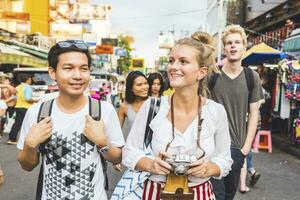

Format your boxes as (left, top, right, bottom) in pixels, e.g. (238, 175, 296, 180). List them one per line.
(17, 99, 125, 200)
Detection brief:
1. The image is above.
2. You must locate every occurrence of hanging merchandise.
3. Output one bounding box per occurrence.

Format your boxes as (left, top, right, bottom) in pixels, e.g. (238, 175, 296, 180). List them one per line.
(293, 117, 300, 142)
(279, 59, 300, 143)
(281, 60, 300, 101)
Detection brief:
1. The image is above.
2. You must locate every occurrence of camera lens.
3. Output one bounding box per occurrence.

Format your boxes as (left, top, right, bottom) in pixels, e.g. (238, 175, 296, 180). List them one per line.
(175, 165, 186, 175)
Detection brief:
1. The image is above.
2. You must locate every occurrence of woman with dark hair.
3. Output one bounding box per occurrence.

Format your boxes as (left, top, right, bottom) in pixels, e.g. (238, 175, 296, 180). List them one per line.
(117, 70, 149, 139)
(147, 72, 164, 97)
(109, 71, 149, 193)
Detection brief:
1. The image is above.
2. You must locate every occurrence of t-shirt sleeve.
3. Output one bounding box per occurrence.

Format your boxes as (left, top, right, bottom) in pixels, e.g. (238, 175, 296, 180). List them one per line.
(101, 102, 125, 147)
(24, 85, 33, 100)
(17, 104, 40, 150)
(250, 70, 264, 103)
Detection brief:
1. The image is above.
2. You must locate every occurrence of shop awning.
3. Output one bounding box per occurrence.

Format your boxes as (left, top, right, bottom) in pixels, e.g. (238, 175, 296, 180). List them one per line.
(242, 43, 285, 65)
(0, 44, 48, 68)
(283, 35, 300, 52)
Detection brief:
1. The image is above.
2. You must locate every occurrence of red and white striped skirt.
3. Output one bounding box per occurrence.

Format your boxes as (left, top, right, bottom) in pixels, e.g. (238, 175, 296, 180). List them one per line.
(142, 180, 215, 200)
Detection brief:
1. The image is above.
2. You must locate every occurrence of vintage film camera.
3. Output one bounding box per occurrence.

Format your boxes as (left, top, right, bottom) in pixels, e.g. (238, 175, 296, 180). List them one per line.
(161, 154, 198, 199)
(165, 154, 197, 175)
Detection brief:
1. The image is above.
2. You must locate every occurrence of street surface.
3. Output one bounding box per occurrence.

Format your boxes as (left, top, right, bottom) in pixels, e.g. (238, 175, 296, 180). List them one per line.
(0, 133, 299, 200)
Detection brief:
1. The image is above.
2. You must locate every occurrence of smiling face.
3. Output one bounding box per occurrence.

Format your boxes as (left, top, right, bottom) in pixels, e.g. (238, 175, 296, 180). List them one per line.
(167, 45, 207, 90)
(49, 51, 90, 97)
(132, 76, 149, 98)
(223, 33, 246, 63)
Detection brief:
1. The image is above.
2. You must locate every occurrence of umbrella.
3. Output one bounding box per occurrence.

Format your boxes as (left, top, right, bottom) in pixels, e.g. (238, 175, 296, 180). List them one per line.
(242, 42, 285, 65)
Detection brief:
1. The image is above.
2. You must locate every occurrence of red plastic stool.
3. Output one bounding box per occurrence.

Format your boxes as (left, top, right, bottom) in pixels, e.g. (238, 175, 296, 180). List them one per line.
(252, 130, 272, 153)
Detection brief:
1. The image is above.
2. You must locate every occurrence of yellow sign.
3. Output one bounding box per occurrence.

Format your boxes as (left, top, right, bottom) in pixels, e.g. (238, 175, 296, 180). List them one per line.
(130, 58, 144, 69)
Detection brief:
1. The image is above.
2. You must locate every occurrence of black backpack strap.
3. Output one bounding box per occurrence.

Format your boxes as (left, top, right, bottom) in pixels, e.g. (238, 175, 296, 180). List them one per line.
(244, 67, 254, 94)
(144, 97, 161, 148)
(35, 99, 54, 200)
(89, 97, 109, 190)
(208, 72, 220, 91)
(244, 67, 254, 109)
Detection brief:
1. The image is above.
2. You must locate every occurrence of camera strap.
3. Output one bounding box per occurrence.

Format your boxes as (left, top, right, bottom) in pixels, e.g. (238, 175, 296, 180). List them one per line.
(166, 94, 205, 159)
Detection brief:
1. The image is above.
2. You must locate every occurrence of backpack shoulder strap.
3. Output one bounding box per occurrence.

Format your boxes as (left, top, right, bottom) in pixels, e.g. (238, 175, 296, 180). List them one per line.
(35, 99, 54, 200)
(88, 97, 109, 190)
(37, 99, 54, 122)
(244, 67, 254, 93)
(208, 72, 220, 91)
(89, 97, 101, 120)
(144, 97, 161, 148)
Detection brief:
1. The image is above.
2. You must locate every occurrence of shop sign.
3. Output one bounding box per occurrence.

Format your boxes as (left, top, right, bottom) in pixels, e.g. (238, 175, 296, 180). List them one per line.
(96, 54, 110, 63)
(50, 23, 82, 39)
(0, 11, 29, 21)
(96, 45, 113, 54)
(114, 48, 126, 57)
(131, 58, 144, 68)
(101, 38, 118, 46)
(49, 0, 111, 22)
(158, 34, 174, 49)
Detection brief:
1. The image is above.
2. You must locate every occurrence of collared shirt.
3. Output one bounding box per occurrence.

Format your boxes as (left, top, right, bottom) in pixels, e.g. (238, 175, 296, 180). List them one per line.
(122, 96, 232, 186)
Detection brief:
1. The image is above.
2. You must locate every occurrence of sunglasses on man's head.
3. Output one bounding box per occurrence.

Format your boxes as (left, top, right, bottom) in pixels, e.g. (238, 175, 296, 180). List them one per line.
(57, 40, 88, 50)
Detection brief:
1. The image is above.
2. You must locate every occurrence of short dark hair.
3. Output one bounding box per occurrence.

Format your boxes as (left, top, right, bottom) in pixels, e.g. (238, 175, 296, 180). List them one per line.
(147, 72, 164, 97)
(48, 40, 91, 70)
(125, 71, 148, 104)
(20, 74, 32, 83)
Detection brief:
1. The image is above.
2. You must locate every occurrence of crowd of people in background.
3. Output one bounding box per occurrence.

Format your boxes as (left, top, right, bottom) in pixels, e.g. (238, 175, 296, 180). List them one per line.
(0, 24, 267, 200)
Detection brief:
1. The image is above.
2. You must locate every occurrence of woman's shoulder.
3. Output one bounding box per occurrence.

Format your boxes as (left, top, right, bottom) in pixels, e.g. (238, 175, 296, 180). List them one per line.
(119, 101, 129, 112)
(205, 99, 226, 114)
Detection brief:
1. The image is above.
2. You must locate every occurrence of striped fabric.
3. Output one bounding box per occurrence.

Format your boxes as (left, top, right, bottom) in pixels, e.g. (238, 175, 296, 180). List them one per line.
(142, 180, 215, 200)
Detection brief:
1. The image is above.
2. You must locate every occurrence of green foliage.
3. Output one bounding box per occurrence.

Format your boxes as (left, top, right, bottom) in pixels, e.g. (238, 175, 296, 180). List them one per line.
(118, 35, 134, 73)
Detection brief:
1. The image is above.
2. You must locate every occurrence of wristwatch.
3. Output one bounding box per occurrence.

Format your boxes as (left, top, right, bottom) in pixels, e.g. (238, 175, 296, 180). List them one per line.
(97, 144, 109, 154)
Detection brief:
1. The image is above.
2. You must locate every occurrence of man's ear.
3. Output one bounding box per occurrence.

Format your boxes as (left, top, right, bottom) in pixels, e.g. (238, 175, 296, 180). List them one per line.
(48, 67, 56, 81)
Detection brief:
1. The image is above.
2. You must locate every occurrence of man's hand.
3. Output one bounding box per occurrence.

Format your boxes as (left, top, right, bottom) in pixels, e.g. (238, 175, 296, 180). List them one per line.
(84, 115, 108, 148)
(25, 117, 52, 150)
(241, 147, 250, 156)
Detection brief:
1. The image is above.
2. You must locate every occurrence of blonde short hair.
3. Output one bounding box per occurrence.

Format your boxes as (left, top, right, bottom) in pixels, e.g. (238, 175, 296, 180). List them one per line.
(222, 24, 247, 46)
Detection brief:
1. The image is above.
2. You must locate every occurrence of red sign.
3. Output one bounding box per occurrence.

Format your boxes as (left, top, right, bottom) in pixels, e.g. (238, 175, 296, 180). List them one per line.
(96, 45, 114, 54)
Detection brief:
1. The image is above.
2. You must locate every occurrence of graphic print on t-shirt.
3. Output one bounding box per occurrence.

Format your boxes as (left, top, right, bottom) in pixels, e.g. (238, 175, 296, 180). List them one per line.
(40, 131, 97, 199)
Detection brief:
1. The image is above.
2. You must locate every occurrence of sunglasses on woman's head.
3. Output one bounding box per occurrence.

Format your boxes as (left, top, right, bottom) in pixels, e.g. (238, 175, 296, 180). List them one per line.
(57, 40, 88, 50)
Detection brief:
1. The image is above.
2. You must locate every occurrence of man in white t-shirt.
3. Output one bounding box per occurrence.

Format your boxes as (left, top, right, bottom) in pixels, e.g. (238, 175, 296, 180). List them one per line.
(17, 40, 125, 200)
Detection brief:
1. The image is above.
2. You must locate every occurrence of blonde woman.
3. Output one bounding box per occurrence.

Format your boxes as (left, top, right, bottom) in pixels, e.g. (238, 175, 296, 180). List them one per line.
(122, 32, 232, 199)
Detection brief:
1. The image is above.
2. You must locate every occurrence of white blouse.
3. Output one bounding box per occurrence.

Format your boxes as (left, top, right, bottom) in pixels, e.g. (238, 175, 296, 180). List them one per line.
(122, 96, 232, 186)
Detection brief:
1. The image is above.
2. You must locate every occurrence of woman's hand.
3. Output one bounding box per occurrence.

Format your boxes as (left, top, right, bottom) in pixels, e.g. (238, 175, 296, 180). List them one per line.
(188, 158, 212, 178)
(149, 151, 172, 175)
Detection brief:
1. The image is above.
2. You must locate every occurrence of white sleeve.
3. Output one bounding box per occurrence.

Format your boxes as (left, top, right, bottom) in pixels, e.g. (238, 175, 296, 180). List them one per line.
(17, 104, 39, 150)
(211, 105, 233, 179)
(122, 99, 151, 170)
(102, 102, 125, 147)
